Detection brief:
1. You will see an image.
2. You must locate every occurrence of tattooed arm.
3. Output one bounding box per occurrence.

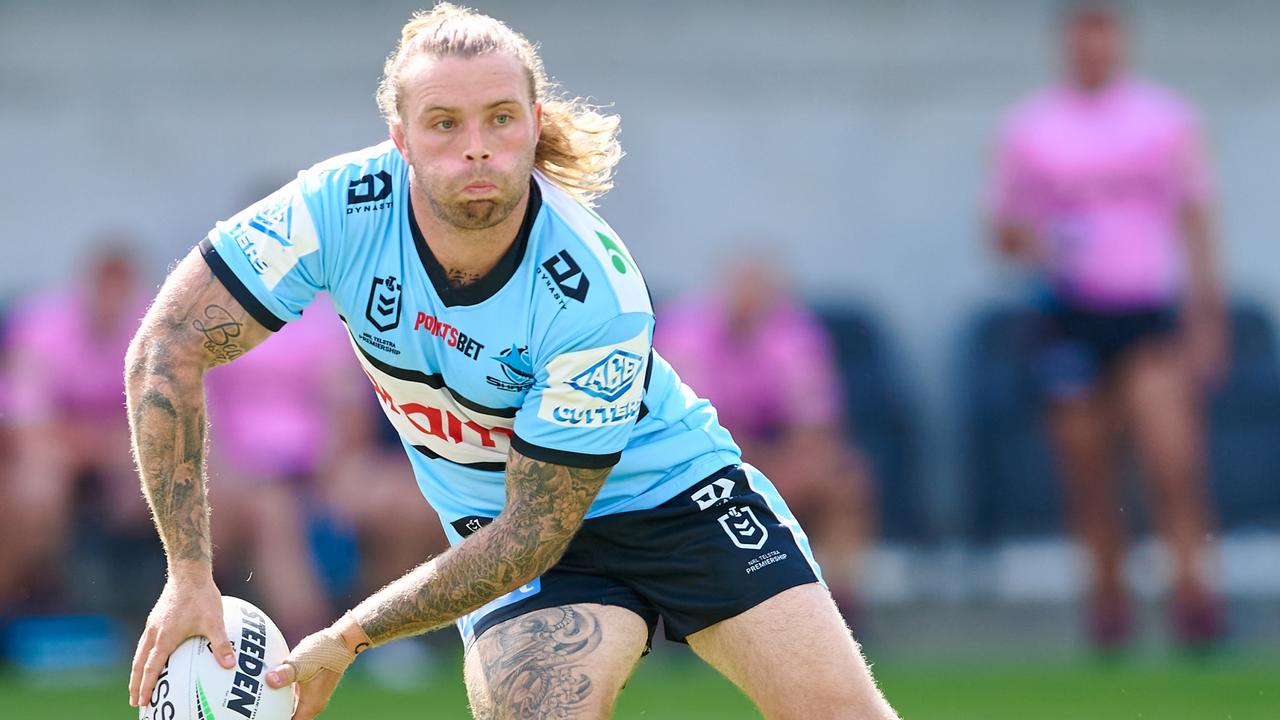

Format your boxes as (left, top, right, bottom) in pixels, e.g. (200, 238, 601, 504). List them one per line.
(126, 248, 274, 707)
(264, 448, 608, 716)
(351, 449, 609, 643)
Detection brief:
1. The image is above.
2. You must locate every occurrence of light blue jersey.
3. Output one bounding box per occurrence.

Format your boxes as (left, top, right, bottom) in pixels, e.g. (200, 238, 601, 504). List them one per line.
(202, 141, 741, 542)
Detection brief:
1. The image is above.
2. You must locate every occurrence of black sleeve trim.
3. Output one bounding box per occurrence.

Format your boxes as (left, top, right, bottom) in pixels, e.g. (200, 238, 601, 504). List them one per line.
(510, 433, 621, 470)
(199, 237, 287, 332)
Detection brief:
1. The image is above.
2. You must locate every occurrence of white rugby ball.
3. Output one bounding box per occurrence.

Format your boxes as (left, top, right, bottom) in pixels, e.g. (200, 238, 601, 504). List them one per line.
(140, 596, 292, 720)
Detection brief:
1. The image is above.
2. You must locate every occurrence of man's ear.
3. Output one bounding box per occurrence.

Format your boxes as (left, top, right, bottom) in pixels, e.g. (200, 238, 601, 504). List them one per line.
(389, 120, 408, 157)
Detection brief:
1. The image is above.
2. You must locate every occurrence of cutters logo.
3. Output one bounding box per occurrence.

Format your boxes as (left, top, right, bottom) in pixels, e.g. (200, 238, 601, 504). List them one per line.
(568, 349, 643, 402)
(718, 506, 769, 550)
(347, 171, 393, 213)
(541, 250, 590, 303)
(366, 276, 403, 332)
(246, 194, 293, 247)
(487, 345, 534, 392)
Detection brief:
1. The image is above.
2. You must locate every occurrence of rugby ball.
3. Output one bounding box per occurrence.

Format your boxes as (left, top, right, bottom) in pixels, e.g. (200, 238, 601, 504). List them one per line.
(140, 596, 292, 720)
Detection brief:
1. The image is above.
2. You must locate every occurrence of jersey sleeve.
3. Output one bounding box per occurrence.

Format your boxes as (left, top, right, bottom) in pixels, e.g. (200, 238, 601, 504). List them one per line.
(511, 312, 653, 469)
(199, 173, 336, 331)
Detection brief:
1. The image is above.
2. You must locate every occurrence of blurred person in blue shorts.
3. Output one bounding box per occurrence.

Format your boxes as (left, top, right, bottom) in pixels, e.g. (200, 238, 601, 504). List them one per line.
(202, 293, 351, 642)
(0, 239, 150, 615)
(988, 1, 1227, 649)
(123, 4, 900, 718)
(655, 255, 876, 626)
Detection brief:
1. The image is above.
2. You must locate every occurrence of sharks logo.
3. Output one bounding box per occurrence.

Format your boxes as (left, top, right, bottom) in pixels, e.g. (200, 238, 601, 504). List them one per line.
(486, 345, 534, 392)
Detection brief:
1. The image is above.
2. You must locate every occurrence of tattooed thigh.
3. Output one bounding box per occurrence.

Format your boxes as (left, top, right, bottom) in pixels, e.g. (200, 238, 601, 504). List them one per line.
(464, 604, 648, 720)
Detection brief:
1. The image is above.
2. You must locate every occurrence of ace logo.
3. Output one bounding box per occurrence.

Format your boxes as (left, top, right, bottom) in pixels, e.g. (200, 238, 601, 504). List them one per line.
(366, 275, 403, 332)
(568, 349, 644, 402)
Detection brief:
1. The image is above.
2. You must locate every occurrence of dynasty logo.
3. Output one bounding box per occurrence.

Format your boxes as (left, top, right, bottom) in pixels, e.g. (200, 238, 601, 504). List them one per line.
(539, 250, 590, 307)
(347, 171, 393, 214)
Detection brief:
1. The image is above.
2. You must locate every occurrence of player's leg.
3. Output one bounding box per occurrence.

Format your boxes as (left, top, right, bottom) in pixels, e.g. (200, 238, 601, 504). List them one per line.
(1045, 378, 1136, 646)
(687, 583, 897, 719)
(463, 603, 648, 720)
(1, 422, 77, 606)
(246, 480, 331, 642)
(1116, 341, 1221, 641)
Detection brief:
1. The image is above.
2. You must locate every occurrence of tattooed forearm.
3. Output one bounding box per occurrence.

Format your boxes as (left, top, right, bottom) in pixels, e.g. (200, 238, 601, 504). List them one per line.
(125, 249, 273, 574)
(192, 304, 245, 365)
(355, 451, 609, 644)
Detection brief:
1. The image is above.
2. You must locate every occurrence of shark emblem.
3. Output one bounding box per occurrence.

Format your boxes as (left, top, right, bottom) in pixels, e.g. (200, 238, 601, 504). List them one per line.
(487, 345, 534, 392)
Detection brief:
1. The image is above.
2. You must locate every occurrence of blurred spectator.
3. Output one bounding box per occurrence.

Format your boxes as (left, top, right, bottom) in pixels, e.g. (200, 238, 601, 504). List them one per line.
(654, 254, 875, 622)
(204, 294, 448, 643)
(202, 293, 348, 641)
(0, 238, 149, 613)
(988, 2, 1227, 648)
(317, 378, 449, 607)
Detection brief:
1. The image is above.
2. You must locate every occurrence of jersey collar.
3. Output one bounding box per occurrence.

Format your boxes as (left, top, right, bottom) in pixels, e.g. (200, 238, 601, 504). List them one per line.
(408, 177, 542, 308)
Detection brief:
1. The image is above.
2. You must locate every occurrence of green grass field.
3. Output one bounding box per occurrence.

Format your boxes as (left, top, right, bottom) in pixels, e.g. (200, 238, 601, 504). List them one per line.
(4, 652, 1275, 719)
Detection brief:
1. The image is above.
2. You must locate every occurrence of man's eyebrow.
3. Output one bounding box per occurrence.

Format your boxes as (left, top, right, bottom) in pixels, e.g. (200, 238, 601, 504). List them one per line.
(422, 99, 522, 115)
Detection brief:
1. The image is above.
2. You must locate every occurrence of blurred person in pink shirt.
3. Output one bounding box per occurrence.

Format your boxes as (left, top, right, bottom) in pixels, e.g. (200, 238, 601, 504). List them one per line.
(204, 294, 449, 642)
(0, 241, 149, 611)
(655, 255, 875, 622)
(203, 293, 352, 642)
(989, 2, 1226, 648)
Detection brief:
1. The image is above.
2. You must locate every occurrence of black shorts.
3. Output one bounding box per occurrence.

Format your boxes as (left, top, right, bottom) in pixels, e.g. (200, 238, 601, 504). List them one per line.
(455, 464, 823, 649)
(1037, 303, 1179, 398)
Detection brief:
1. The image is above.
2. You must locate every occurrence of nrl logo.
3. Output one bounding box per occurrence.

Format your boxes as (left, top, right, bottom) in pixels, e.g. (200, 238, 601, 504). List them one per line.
(718, 506, 769, 550)
(568, 349, 644, 402)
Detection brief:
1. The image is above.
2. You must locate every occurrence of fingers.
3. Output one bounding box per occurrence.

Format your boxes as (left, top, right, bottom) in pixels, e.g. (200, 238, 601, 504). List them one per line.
(290, 673, 337, 720)
(209, 624, 237, 670)
(129, 625, 157, 707)
(136, 631, 178, 710)
(267, 660, 297, 689)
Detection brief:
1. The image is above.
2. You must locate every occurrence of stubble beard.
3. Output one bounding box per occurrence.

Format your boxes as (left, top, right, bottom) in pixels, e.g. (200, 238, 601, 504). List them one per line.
(421, 153, 535, 232)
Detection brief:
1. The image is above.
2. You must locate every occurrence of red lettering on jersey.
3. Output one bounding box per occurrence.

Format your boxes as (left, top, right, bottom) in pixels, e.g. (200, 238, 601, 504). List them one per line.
(410, 313, 485, 360)
(363, 369, 399, 415)
(400, 402, 448, 441)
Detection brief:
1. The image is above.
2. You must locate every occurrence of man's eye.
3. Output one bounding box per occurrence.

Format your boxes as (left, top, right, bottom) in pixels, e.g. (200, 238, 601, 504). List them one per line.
(435, 119, 455, 130)
(495, 114, 511, 125)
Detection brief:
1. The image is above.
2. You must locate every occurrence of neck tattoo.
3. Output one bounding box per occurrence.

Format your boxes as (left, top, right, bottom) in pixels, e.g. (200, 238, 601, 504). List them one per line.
(445, 268, 482, 289)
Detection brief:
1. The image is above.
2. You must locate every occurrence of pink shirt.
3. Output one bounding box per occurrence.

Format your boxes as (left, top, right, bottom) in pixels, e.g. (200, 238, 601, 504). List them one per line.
(991, 77, 1211, 308)
(3, 290, 145, 423)
(654, 297, 842, 442)
(206, 295, 353, 477)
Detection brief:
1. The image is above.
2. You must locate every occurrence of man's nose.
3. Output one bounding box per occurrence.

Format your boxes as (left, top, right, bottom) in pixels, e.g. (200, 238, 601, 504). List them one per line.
(464, 126, 491, 161)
